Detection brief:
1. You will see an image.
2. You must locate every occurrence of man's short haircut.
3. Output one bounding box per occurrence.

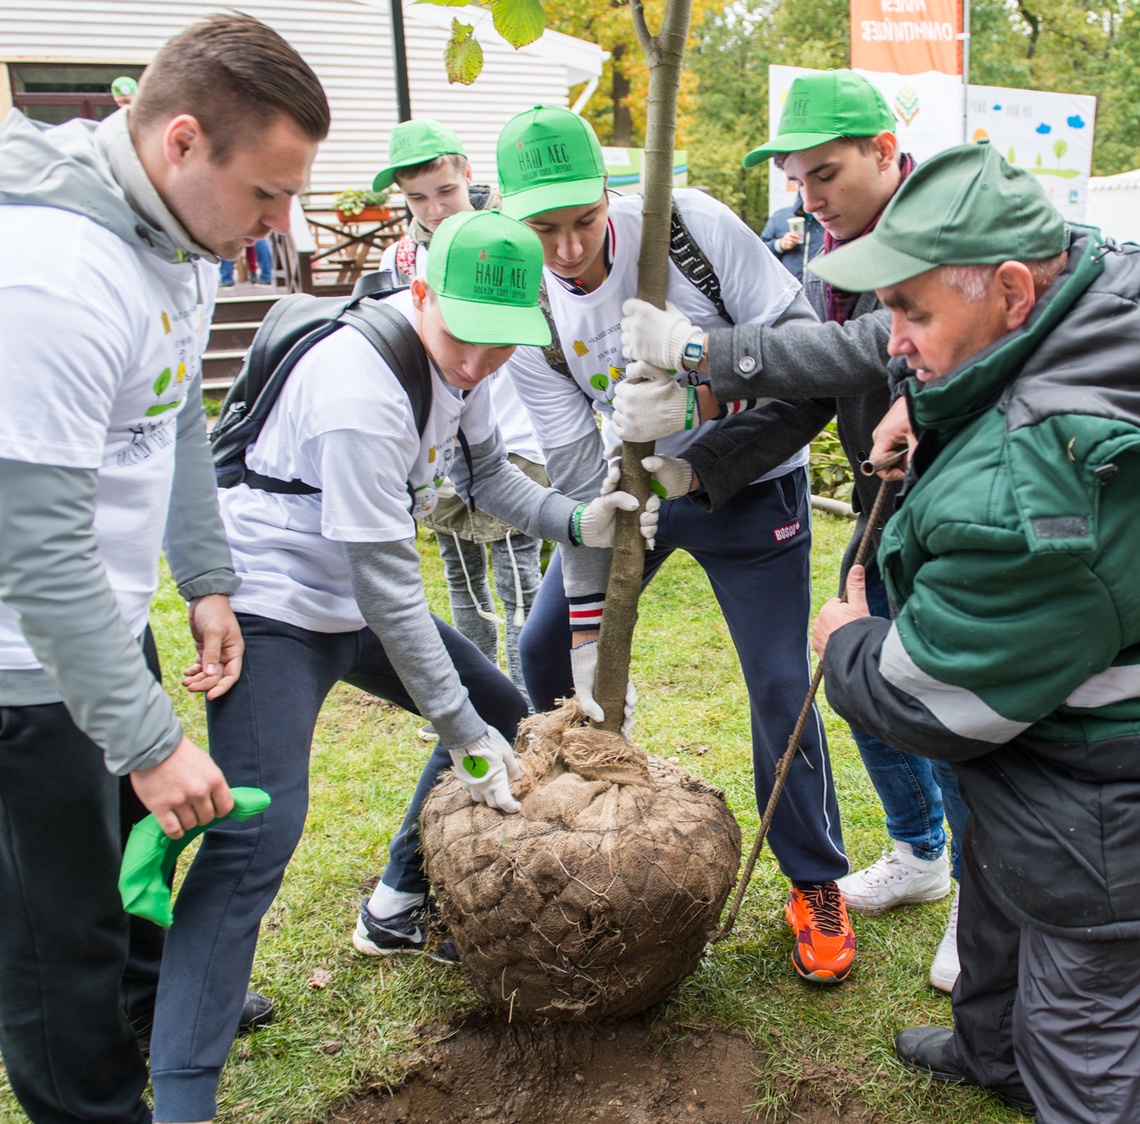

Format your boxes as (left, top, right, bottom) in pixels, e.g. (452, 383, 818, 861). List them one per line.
(940, 252, 1068, 302)
(773, 135, 882, 170)
(393, 153, 469, 187)
(131, 13, 329, 164)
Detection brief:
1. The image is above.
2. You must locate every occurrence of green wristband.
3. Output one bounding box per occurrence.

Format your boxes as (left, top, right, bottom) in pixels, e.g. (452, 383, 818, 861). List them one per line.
(684, 385, 697, 431)
(570, 503, 588, 546)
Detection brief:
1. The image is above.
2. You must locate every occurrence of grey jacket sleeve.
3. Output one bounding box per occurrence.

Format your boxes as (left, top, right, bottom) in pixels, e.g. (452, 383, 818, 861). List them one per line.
(0, 458, 183, 774)
(704, 303, 892, 402)
(683, 397, 836, 511)
(449, 428, 578, 542)
(542, 429, 613, 598)
(162, 373, 240, 601)
(345, 538, 487, 751)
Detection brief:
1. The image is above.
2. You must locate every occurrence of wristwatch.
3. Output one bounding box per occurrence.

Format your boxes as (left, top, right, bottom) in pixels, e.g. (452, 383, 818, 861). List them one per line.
(680, 327, 705, 372)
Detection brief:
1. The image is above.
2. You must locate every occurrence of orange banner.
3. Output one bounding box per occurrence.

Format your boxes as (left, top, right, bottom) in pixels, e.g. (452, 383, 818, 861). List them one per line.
(851, 0, 962, 76)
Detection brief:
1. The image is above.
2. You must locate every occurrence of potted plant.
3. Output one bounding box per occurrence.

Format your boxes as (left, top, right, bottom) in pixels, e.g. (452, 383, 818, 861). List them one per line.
(333, 188, 392, 224)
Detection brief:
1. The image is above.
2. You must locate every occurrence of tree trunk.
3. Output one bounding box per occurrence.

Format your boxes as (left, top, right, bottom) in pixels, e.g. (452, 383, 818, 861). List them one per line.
(591, 0, 693, 733)
(611, 45, 633, 147)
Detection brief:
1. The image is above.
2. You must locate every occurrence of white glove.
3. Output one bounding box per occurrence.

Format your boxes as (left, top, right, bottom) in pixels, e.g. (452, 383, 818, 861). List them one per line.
(621, 298, 695, 371)
(612, 364, 697, 443)
(449, 728, 523, 814)
(641, 454, 693, 501)
(570, 639, 637, 739)
(575, 491, 655, 548)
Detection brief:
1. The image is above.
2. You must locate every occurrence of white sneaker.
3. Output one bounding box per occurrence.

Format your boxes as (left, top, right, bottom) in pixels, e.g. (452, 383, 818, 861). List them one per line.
(929, 883, 961, 993)
(837, 841, 951, 914)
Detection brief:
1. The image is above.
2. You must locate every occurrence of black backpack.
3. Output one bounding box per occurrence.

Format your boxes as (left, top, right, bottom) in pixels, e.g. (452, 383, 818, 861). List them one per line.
(210, 285, 431, 495)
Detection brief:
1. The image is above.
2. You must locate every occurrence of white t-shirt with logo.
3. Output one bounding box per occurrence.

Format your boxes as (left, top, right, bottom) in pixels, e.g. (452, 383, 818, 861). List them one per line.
(507, 188, 807, 476)
(222, 290, 498, 633)
(0, 206, 213, 670)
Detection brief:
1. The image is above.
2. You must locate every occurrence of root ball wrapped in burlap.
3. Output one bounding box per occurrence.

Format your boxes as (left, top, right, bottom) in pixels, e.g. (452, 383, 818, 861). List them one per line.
(420, 700, 741, 1022)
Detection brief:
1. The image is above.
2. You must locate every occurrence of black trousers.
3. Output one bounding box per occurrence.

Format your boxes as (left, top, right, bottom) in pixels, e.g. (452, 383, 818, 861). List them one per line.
(948, 819, 1140, 1122)
(0, 632, 164, 1124)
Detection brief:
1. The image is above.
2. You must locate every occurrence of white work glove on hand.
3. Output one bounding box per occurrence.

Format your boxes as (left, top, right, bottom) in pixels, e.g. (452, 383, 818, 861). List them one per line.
(599, 458, 662, 550)
(641, 454, 694, 501)
(612, 362, 697, 443)
(449, 728, 523, 814)
(574, 490, 655, 549)
(570, 639, 637, 740)
(621, 299, 695, 371)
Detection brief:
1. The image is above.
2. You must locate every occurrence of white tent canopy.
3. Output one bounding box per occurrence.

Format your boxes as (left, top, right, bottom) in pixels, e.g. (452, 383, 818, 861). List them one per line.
(1087, 169, 1140, 244)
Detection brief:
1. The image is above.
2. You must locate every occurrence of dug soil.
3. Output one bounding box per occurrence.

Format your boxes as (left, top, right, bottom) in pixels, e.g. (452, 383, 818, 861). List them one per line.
(328, 1010, 871, 1124)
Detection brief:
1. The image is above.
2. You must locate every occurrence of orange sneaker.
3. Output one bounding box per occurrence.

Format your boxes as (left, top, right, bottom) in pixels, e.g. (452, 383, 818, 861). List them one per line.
(785, 882, 856, 985)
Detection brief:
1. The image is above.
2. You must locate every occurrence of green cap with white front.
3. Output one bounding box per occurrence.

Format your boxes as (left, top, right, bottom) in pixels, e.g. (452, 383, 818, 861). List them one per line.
(743, 69, 895, 167)
(497, 106, 607, 220)
(809, 141, 1070, 292)
(373, 119, 467, 191)
(110, 75, 138, 97)
(426, 210, 551, 346)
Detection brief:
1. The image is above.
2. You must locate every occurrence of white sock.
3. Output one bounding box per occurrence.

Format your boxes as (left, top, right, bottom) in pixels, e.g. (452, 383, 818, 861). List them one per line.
(367, 883, 425, 920)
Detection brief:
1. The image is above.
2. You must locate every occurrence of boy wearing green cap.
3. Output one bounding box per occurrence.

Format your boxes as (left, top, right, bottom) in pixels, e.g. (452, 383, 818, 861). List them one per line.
(497, 105, 856, 986)
(372, 119, 547, 707)
(147, 210, 647, 1123)
(615, 69, 969, 990)
(813, 141, 1140, 1121)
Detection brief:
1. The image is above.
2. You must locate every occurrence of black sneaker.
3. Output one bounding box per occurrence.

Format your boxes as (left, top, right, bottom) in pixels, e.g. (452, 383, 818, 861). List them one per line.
(132, 990, 273, 1054)
(352, 898, 460, 963)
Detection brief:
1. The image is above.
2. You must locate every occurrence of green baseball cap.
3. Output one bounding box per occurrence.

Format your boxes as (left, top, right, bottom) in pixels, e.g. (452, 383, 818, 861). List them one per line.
(742, 70, 895, 168)
(809, 141, 1070, 292)
(373, 119, 467, 191)
(497, 106, 607, 220)
(110, 75, 138, 97)
(426, 210, 551, 346)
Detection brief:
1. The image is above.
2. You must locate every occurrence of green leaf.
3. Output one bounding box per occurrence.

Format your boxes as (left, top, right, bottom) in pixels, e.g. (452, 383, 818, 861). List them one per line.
(1054, 139, 1067, 160)
(415, 0, 470, 6)
(444, 19, 484, 84)
(153, 367, 171, 396)
(491, 0, 546, 49)
(145, 400, 180, 417)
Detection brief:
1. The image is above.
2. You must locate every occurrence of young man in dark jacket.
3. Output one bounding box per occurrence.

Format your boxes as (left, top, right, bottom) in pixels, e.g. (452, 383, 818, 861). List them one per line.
(814, 141, 1140, 1123)
(615, 69, 968, 990)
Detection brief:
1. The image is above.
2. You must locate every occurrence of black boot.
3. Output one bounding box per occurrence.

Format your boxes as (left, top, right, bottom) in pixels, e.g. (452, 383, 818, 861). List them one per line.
(895, 1027, 1035, 1115)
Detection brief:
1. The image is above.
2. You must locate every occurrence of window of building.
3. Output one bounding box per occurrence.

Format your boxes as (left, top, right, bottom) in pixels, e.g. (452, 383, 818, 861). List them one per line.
(9, 63, 144, 124)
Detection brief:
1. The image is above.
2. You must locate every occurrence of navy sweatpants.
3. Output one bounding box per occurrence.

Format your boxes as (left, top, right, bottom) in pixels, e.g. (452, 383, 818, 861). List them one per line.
(149, 612, 527, 1121)
(519, 468, 847, 885)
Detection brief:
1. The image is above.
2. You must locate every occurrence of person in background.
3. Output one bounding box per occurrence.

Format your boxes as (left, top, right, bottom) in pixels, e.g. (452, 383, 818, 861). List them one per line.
(760, 190, 824, 283)
(219, 237, 273, 287)
(110, 75, 138, 108)
(375, 119, 546, 707)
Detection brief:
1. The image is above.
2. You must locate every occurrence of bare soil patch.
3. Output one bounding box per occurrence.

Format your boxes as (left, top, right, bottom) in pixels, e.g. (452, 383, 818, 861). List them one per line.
(328, 1011, 871, 1124)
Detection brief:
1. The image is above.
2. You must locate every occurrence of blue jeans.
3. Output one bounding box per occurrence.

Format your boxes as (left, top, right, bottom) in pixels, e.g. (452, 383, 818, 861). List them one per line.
(519, 469, 847, 886)
(218, 239, 273, 286)
(149, 611, 527, 1121)
(850, 565, 966, 878)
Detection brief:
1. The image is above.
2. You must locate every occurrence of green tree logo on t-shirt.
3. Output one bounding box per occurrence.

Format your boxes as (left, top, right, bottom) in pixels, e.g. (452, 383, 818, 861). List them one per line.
(146, 367, 181, 417)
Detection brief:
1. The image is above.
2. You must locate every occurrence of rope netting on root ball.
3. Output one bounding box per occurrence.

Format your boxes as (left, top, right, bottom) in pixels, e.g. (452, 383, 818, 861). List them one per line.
(420, 699, 741, 1023)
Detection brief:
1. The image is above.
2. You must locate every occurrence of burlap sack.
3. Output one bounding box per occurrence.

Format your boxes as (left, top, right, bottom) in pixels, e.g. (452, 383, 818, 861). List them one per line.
(421, 700, 741, 1022)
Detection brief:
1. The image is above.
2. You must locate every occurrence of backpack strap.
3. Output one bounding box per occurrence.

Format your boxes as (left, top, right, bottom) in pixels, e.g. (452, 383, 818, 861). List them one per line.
(536, 280, 574, 380)
(668, 200, 734, 326)
(340, 299, 431, 435)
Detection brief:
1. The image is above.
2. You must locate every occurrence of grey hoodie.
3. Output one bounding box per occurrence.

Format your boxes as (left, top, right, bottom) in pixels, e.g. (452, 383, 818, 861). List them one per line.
(0, 108, 237, 774)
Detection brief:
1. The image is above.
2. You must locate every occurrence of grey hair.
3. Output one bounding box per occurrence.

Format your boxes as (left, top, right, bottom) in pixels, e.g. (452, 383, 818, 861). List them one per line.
(939, 252, 1067, 302)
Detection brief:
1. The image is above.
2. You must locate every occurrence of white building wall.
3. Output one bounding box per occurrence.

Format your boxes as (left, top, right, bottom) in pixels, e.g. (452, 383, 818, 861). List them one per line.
(0, 0, 603, 193)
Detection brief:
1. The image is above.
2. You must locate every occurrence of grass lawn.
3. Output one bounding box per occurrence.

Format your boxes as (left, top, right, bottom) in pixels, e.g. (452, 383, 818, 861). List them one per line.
(0, 512, 1023, 1123)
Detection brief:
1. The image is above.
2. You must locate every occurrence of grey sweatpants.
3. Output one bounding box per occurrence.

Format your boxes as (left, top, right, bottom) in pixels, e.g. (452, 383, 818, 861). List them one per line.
(949, 822, 1140, 1122)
